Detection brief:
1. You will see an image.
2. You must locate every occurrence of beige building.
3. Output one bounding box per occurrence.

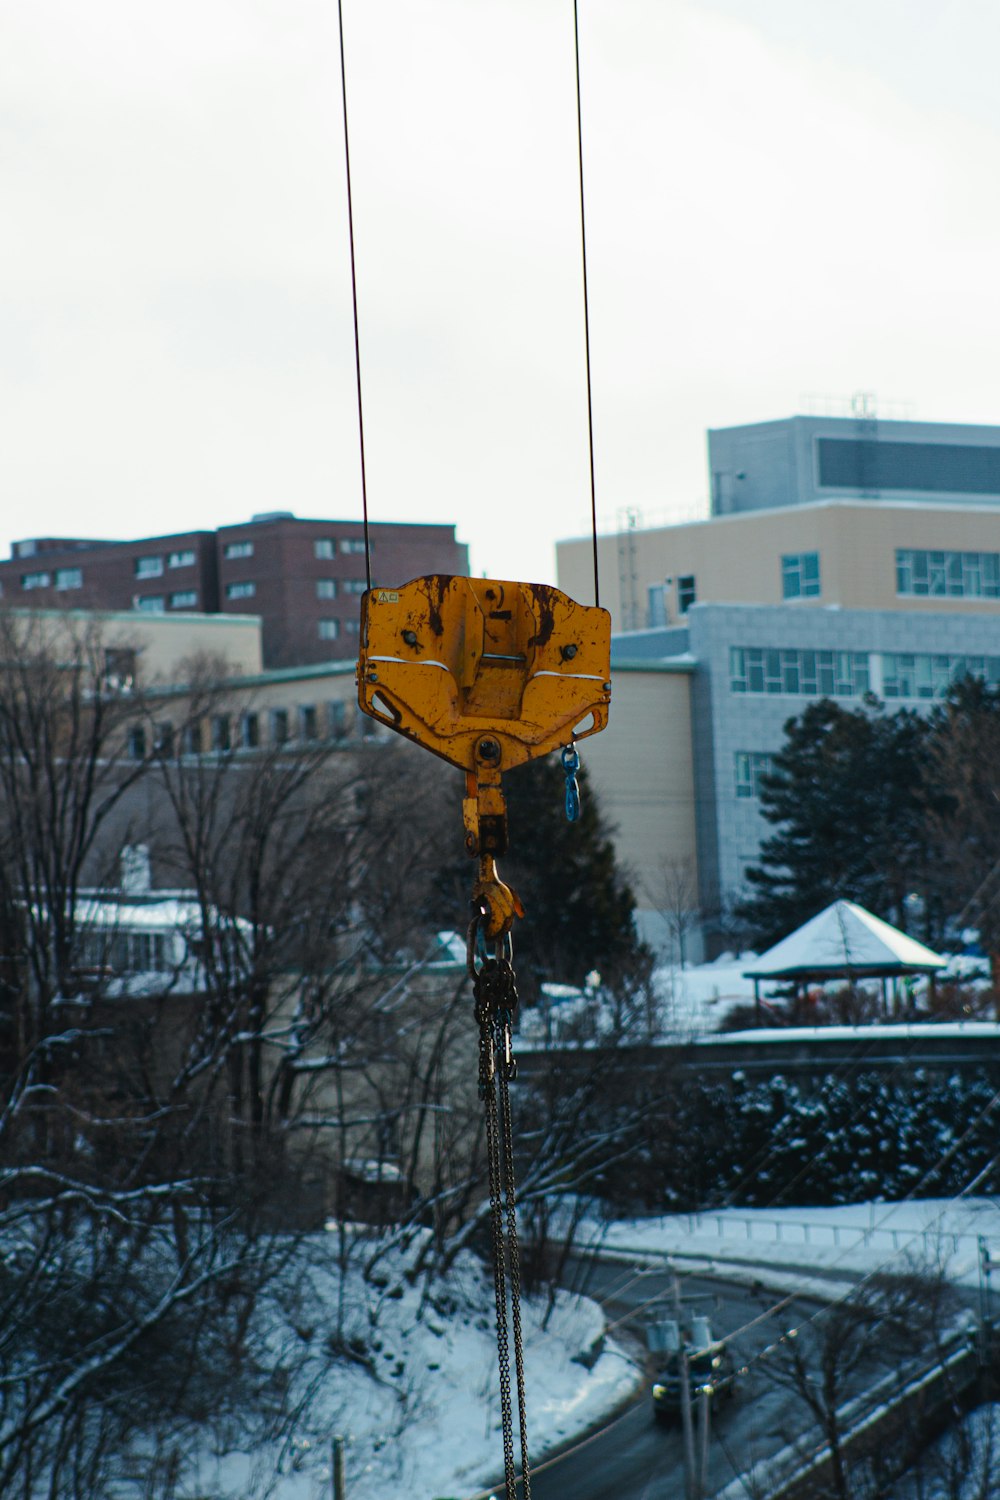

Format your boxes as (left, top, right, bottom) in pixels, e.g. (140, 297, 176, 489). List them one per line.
(558, 500, 1000, 634)
(577, 660, 698, 953)
(4, 603, 379, 757)
(8, 605, 264, 684)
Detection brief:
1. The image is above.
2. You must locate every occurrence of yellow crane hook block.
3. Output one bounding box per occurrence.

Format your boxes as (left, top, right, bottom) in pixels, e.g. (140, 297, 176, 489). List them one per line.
(356, 575, 611, 772)
(357, 574, 611, 941)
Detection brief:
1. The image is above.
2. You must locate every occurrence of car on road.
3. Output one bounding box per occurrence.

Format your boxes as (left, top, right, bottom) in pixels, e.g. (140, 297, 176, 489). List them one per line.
(649, 1316, 735, 1424)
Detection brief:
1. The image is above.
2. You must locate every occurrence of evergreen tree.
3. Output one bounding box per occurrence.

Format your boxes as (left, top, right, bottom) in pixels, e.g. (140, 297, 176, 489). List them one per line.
(737, 698, 932, 949)
(923, 675, 1000, 960)
(501, 755, 651, 1004)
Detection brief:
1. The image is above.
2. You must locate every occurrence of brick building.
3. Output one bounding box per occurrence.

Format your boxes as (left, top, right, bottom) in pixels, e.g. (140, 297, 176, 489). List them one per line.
(1, 513, 468, 668)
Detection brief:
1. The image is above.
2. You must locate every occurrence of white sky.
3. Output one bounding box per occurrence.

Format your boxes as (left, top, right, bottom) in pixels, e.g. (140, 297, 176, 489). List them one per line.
(4, 0, 1000, 587)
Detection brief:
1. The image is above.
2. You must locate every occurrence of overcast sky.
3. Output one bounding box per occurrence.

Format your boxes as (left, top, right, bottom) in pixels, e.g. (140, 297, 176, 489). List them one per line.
(4, 0, 1000, 588)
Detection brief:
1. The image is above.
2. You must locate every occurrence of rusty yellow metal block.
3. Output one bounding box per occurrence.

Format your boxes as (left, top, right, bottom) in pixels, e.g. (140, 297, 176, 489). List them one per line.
(357, 576, 611, 773)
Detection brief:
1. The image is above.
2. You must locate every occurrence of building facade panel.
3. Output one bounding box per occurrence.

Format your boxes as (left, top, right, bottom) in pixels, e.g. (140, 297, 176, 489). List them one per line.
(559, 501, 1000, 633)
(573, 663, 699, 959)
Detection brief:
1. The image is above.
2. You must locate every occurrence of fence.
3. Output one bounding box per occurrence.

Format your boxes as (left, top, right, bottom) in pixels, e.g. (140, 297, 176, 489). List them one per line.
(680, 1211, 980, 1262)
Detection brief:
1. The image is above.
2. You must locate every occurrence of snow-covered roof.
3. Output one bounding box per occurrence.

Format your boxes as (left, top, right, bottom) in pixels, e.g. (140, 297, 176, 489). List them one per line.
(73, 892, 251, 935)
(341, 1158, 403, 1183)
(432, 930, 466, 965)
(76, 897, 206, 931)
(743, 900, 946, 980)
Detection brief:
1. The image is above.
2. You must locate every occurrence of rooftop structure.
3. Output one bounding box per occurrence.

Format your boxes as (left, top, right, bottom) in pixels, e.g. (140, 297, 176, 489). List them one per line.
(708, 413, 1000, 516)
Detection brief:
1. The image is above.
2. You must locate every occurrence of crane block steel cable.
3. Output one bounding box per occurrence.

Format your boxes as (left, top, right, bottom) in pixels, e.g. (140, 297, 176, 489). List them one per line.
(334, 5, 612, 1495)
(335, 0, 371, 591)
(573, 0, 600, 609)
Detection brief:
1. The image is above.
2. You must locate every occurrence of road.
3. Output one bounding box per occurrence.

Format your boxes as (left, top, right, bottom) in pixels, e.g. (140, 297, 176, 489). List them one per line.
(520, 1259, 827, 1500)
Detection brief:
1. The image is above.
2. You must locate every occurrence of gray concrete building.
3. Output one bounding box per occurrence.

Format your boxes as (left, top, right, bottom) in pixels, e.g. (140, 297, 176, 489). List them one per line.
(604, 602, 1000, 958)
(708, 413, 1000, 516)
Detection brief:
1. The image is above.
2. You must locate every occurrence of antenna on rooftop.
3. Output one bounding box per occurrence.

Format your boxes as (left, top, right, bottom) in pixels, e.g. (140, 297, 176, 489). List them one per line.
(852, 390, 880, 498)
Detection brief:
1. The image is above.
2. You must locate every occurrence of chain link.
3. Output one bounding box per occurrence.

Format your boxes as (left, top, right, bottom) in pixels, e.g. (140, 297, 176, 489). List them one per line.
(498, 1013, 531, 1498)
(471, 911, 532, 1500)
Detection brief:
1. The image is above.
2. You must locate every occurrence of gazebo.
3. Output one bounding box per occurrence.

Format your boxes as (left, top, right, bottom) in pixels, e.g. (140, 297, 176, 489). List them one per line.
(742, 899, 947, 1022)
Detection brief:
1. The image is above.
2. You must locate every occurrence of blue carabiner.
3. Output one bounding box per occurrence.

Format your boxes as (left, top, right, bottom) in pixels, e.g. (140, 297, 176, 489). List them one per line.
(561, 743, 581, 822)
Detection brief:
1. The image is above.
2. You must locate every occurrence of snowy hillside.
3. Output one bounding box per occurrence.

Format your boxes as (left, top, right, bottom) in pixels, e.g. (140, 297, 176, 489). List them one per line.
(106, 1196, 1000, 1499)
(113, 1234, 638, 1500)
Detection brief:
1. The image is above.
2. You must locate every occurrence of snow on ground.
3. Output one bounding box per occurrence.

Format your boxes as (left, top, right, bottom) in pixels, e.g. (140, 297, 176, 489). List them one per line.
(578, 1197, 1000, 1292)
(154, 1234, 639, 1500)
(652, 955, 759, 1033)
(520, 955, 761, 1041)
(529, 951, 995, 1042)
(649, 948, 998, 1036)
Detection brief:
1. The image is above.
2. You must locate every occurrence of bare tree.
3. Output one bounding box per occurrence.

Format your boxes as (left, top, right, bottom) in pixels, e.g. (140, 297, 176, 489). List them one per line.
(757, 1267, 962, 1500)
(648, 854, 702, 973)
(0, 627, 387, 1493)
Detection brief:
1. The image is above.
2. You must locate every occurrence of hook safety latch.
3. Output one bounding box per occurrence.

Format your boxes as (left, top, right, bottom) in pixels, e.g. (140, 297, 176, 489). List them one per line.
(561, 743, 581, 822)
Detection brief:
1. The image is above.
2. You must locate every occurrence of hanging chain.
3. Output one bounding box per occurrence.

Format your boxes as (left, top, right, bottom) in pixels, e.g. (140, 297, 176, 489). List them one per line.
(469, 912, 532, 1500)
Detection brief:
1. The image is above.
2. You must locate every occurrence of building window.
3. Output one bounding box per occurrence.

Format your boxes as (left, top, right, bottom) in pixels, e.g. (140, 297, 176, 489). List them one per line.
(341, 538, 366, 555)
(182, 720, 203, 756)
(734, 751, 775, 799)
(135, 555, 164, 579)
(299, 704, 318, 740)
(817, 436, 1000, 496)
(343, 618, 359, 635)
(318, 619, 340, 640)
(782, 552, 821, 599)
(316, 579, 337, 599)
(342, 578, 367, 595)
(211, 714, 231, 752)
(730, 646, 870, 698)
(647, 584, 667, 628)
(21, 571, 51, 590)
(103, 648, 136, 693)
(881, 651, 1000, 700)
(154, 721, 174, 757)
(168, 549, 196, 568)
(270, 707, 289, 745)
(170, 591, 197, 609)
(135, 595, 165, 613)
(677, 575, 696, 613)
(226, 581, 256, 600)
(314, 538, 335, 559)
(327, 701, 348, 740)
(896, 548, 1000, 599)
(127, 725, 146, 761)
(55, 567, 82, 590)
(80, 929, 172, 975)
(241, 711, 260, 749)
(224, 541, 254, 560)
